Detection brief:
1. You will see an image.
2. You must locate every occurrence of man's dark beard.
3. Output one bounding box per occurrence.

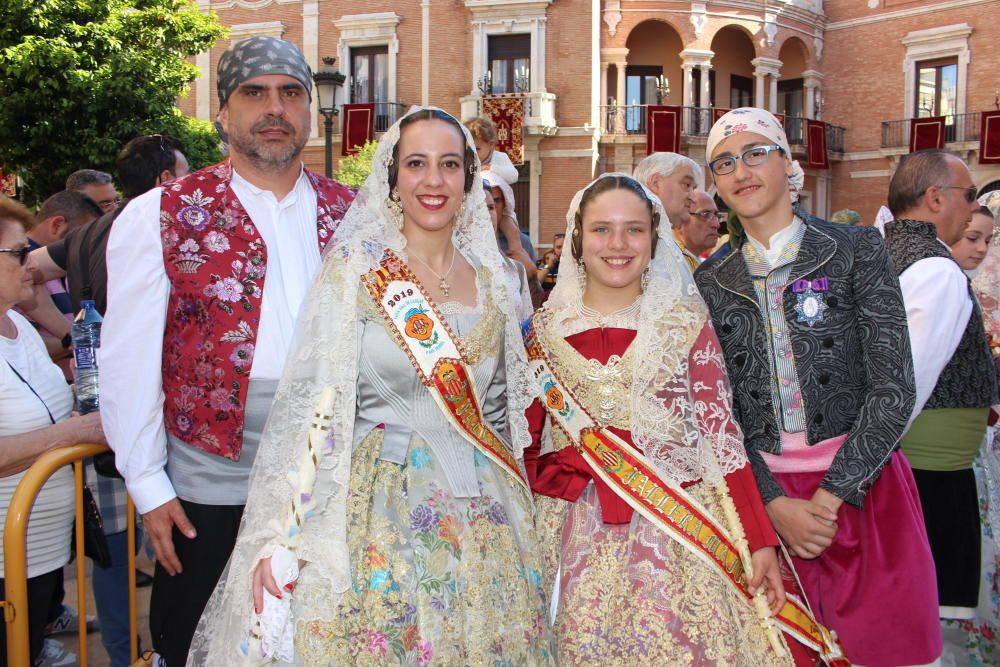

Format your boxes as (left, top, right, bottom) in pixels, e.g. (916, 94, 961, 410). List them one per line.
(229, 119, 307, 171)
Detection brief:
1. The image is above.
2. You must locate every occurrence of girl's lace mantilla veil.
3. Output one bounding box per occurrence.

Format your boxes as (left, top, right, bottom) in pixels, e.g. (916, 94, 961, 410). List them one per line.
(189, 106, 535, 664)
(544, 172, 748, 486)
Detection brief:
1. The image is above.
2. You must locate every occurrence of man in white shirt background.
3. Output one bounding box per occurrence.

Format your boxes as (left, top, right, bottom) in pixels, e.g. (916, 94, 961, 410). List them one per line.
(100, 37, 355, 665)
(883, 149, 998, 631)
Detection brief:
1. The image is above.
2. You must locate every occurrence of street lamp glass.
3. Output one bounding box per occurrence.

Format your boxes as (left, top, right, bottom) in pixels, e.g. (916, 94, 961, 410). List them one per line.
(316, 80, 336, 113)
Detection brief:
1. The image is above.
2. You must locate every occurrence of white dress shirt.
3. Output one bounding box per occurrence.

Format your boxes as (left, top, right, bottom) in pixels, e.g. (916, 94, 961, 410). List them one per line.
(101, 168, 321, 513)
(899, 245, 972, 432)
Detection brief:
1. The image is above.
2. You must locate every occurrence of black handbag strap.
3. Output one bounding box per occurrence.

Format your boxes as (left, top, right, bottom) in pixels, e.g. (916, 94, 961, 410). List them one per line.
(4, 359, 55, 424)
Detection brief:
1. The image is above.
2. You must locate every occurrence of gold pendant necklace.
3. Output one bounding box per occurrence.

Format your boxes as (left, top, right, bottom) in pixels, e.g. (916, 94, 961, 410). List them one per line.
(408, 245, 457, 297)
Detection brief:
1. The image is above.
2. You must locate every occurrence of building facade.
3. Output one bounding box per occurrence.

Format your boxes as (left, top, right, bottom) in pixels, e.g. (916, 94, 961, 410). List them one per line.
(180, 0, 1000, 246)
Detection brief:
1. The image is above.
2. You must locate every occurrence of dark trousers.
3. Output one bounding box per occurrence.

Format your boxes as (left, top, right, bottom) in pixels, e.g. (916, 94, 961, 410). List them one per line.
(912, 466, 981, 608)
(0, 568, 61, 664)
(149, 499, 243, 667)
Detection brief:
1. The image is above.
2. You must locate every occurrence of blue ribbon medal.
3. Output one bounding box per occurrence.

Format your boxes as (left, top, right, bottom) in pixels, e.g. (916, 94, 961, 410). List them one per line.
(792, 276, 830, 327)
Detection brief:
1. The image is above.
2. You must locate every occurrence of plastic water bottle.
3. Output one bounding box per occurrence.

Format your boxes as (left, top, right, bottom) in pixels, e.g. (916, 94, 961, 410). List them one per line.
(72, 300, 103, 414)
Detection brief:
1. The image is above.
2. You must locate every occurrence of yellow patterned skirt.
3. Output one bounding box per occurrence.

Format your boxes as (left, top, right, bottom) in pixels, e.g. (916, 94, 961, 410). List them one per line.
(295, 428, 554, 666)
(534, 483, 794, 666)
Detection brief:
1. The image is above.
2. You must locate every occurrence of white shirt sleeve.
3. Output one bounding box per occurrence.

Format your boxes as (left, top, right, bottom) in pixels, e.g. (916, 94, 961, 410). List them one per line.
(488, 151, 520, 185)
(900, 256, 973, 430)
(100, 188, 175, 514)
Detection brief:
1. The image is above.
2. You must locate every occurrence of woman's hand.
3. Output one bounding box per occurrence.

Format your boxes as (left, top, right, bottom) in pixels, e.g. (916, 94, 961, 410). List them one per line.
(65, 411, 106, 446)
(749, 546, 786, 613)
(252, 557, 307, 614)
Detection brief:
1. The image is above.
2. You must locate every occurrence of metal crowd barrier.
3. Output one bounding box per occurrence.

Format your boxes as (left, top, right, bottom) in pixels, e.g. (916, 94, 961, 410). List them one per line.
(2, 444, 140, 666)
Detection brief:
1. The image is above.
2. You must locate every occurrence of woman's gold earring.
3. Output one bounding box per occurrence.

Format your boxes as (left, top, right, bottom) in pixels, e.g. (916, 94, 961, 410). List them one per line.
(387, 190, 404, 229)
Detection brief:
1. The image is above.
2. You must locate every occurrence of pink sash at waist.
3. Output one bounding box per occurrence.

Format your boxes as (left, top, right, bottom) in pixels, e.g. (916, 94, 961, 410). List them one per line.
(759, 431, 847, 474)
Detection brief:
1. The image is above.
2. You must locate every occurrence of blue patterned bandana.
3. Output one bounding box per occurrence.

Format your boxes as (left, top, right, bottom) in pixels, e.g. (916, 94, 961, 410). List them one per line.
(216, 36, 312, 108)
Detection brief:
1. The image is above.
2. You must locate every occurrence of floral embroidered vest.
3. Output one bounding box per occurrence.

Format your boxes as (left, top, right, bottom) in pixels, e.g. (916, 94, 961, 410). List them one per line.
(159, 161, 355, 460)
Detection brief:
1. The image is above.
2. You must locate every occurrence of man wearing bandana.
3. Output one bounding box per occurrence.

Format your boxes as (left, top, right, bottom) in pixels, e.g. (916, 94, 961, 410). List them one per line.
(100, 37, 355, 664)
(695, 108, 941, 666)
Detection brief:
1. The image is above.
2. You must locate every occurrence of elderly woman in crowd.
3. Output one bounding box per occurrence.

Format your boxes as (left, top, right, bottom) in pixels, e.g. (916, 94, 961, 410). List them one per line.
(0, 195, 105, 664)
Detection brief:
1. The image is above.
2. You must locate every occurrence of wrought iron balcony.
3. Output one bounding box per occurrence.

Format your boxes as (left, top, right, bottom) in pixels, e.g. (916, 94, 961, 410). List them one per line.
(599, 105, 845, 155)
(339, 101, 408, 134)
(880, 112, 981, 149)
(599, 104, 712, 136)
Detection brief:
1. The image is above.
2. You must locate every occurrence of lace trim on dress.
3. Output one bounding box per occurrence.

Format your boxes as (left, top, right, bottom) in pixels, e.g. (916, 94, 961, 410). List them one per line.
(552, 296, 643, 337)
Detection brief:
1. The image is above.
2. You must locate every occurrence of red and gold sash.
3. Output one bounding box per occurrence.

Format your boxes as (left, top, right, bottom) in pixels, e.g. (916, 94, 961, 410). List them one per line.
(362, 250, 528, 490)
(525, 319, 850, 666)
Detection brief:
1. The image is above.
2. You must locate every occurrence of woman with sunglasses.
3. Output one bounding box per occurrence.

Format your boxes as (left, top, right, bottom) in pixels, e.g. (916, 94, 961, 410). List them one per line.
(0, 195, 105, 664)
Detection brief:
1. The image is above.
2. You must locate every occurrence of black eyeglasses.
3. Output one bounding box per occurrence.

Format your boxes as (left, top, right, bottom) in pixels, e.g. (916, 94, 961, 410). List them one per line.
(692, 210, 726, 222)
(0, 246, 30, 265)
(708, 145, 785, 176)
(938, 185, 978, 203)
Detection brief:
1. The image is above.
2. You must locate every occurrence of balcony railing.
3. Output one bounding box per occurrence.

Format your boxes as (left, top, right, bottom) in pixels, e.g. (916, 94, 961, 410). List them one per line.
(600, 105, 712, 136)
(341, 101, 408, 135)
(881, 112, 982, 149)
(600, 105, 845, 155)
(826, 123, 845, 153)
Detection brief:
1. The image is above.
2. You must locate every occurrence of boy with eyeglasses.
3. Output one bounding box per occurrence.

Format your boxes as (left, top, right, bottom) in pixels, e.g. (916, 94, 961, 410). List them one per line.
(883, 150, 997, 654)
(694, 108, 941, 666)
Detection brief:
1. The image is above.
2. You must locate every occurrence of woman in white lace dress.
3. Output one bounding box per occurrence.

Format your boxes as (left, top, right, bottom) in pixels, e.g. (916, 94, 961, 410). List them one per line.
(189, 108, 552, 666)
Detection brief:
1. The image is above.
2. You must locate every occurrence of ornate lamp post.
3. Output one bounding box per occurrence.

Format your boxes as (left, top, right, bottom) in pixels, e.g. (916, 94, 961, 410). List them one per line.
(313, 56, 346, 178)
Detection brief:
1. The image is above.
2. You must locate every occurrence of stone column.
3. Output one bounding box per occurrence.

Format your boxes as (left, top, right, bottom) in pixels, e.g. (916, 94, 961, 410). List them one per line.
(682, 65, 694, 107)
(803, 70, 825, 120)
(698, 63, 711, 107)
(600, 62, 610, 106)
(614, 61, 628, 132)
(752, 57, 782, 111)
(754, 72, 766, 108)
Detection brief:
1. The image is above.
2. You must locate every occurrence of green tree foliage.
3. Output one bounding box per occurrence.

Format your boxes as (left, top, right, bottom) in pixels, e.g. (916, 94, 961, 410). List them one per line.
(0, 0, 227, 204)
(335, 140, 379, 188)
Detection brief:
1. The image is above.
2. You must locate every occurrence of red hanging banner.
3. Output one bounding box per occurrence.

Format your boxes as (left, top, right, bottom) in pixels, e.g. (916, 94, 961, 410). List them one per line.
(979, 110, 1000, 165)
(341, 103, 375, 156)
(806, 120, 829, 170)
(909, 116, 945, 152)
(482, 96, 525, 165)
(646, 105, 681, 154)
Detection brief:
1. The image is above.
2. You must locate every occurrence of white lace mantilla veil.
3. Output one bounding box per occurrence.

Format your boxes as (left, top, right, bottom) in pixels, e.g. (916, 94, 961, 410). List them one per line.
(541, 172, 749, 486)
(188, 106, 535, 665)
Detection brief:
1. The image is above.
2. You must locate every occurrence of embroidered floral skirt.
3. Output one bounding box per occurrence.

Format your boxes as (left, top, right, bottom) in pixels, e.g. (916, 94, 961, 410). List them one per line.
(295, 428, 554, 666)
(942, 431, 1000, 665)
(534, 482, 793, 667)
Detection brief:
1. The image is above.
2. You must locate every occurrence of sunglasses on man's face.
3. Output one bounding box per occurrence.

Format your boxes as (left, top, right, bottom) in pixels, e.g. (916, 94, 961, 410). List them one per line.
(938, 185, 978, 203)
(0, 246, 29, 265)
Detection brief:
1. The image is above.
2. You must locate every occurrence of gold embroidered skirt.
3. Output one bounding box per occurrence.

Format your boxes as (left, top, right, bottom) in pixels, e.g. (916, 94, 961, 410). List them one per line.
(535, 483, 793, 666)
(295, 428, 554, 666)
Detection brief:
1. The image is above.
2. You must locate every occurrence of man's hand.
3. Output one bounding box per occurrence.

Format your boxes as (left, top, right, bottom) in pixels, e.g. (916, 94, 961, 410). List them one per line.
(749, 546, 786, 613)
(766, 496, 838, 559)
(142, 498, 196, 576)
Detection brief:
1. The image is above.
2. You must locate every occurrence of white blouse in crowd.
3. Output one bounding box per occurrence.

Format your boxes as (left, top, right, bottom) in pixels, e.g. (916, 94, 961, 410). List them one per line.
(0, 310, 75, 578)
(101, 167, 322, 514)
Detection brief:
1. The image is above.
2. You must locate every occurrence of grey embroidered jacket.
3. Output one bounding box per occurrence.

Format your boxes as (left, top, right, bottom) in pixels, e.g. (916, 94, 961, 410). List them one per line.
(695, 215, 916, 508)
